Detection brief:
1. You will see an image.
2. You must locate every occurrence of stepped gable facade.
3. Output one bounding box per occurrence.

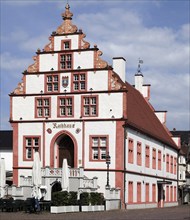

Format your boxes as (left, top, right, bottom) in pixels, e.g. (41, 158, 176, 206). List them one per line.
(10, 4, 180, 209)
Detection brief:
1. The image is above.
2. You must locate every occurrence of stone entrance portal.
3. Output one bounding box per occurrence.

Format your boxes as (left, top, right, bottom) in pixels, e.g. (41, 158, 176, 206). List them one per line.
(58, 135, 74, 168)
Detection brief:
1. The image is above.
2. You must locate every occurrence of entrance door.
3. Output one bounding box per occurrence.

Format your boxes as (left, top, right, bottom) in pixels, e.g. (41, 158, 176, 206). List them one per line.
(158, 184, 162, 207)
(58, 135, 74, 168)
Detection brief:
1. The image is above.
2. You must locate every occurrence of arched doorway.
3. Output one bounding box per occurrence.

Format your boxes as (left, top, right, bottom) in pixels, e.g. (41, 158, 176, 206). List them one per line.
(51, 181, 62, 196)
(57, 134, 74, 168)
(50, 130, 78, 168)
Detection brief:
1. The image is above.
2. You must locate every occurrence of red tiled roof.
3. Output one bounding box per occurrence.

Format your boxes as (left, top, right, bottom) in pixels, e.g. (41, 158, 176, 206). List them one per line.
(125, 82, 178, 150)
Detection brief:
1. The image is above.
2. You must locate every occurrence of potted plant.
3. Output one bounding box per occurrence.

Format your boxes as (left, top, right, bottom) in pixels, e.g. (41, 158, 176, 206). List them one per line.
(50, 191, 79, 213)
(80, 192, 105, 212)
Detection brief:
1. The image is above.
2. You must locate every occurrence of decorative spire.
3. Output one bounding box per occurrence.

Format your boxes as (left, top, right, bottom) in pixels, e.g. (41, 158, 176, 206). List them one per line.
(56, 3, 78, 34)
(61, 3, 73, 20)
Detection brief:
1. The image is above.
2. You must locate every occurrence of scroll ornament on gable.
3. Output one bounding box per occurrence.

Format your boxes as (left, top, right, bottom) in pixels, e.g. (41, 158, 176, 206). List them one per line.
(12, 78, 24, 94)
(43, 36, 54, 52)
(80, 33, 90, 49)
(110, 73, 126, 90)
(27, 55, 39, 73)
(95, 50, 108, 69)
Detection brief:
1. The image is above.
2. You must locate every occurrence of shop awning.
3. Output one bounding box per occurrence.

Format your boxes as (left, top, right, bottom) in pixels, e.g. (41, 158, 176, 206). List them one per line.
(157, 180, 172, 185)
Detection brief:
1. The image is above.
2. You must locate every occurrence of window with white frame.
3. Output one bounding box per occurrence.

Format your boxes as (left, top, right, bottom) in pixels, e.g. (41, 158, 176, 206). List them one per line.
(60, 54, 72, 69)
(24, 137, 40, 160)
(58, 97, 74, 117)
(36, 97, 51, 118)
(90, 136, 108, 161)
(46, 74, 59, 92)
(82, 96, 98, 117)
(73, 73, 86, 91)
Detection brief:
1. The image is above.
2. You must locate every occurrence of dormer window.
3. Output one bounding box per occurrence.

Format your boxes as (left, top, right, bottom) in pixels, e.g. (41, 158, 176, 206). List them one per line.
(64, 41, 70, 50)
(61, 40, 71, 50)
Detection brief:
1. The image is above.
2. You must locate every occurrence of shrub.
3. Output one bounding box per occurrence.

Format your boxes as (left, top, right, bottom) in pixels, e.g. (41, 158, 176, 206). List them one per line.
(52, 191, 69, 206)
(52, 191, 105, 206)
(52, 191, 78, 206)
(68, 191, 78, 205)
(79, 192, 90, 206)
(90, 192, 105, 205)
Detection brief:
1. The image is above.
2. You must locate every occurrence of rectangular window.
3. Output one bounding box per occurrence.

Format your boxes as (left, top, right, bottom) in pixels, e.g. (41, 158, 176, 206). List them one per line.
(137, 182, 141, 203)
(58, 96, 74, 117)
(90, 136, 108, 161)
(152, 184, 156, 202)
(23, 136, 40, 161)
(128, 181, 133, 203)
(61, 40, 71, 50)
(128, 139, 134, 164)
(170, 186, 173, 202)
(35, 97, 51, 118)
(137, 142, 142, 166)
(158, 150, 162, 170)
(174, 157, 177, 174)
(166, 185, 169, 202)
(145, 145, 150, 168)
(46, 74, 59, 93)
(166, 154, 170, 172)
(72, 73, 87, 91)
(152, 148, 156, 169)
(82, 96, 98, 117)
(146, 183, 149, 202)
(64, 41, 70, 50)
(170, 155, 173, 174)
(60, 54, 72, 70)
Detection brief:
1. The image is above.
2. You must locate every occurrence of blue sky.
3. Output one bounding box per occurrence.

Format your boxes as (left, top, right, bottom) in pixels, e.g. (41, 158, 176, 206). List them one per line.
(0, 0, 189, 131)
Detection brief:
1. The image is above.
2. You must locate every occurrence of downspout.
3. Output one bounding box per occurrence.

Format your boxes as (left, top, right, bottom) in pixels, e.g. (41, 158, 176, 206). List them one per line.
(177, 148, 180, 204)
(123, 121, 127, 209)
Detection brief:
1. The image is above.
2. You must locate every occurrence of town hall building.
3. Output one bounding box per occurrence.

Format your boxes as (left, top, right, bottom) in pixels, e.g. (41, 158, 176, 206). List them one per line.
(10, 4, 180, 209)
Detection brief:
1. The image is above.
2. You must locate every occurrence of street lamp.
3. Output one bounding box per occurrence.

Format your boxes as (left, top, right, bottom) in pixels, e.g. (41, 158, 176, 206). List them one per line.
(106, 151, 111, 188)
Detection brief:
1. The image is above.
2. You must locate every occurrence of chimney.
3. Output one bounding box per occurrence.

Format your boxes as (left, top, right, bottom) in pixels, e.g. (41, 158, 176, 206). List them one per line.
(112, 57, 126, 82)
(155, 111, 167, 125)
(135, 72, 144, 94)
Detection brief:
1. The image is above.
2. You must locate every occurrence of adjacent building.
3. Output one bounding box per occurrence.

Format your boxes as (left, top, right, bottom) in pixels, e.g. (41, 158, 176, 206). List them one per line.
(9, 4, 180, 208)
(171, 130, 190, 204)
(0, 130, 13, 185)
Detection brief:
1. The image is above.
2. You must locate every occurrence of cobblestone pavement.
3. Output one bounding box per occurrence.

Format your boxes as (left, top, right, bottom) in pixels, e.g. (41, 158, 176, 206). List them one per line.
(0, 205, 190, 220)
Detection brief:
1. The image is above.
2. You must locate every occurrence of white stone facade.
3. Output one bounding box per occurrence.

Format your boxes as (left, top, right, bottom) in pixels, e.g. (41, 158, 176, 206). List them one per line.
(10, 4, 179, 209)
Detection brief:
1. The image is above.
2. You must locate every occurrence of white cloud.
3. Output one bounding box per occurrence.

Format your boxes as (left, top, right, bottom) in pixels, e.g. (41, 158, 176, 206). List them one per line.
(20, 33, 51, 52)
(73, 6, 189, 130)
(75, 7, 189, 75)
(1, 1, 189, 130)
(0, 52, 31, 75)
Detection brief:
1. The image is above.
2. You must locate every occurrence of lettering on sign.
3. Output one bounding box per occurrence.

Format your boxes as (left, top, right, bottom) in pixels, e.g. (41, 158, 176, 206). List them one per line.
(52, 123, 75, 129)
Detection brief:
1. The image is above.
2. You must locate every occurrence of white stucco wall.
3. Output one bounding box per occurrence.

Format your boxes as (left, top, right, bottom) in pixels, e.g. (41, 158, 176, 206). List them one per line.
(18, 123, 43, 167)
(84, 121, 116, 169)
(88, 70, 108, 91)
(54, 35, 79, 51)
(73, 51, 94, 69)
(39, 54, 58, 72)
(126, 128, 178, 180)
(26, 74, 44, 94)
(12, 97, 35, 121)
